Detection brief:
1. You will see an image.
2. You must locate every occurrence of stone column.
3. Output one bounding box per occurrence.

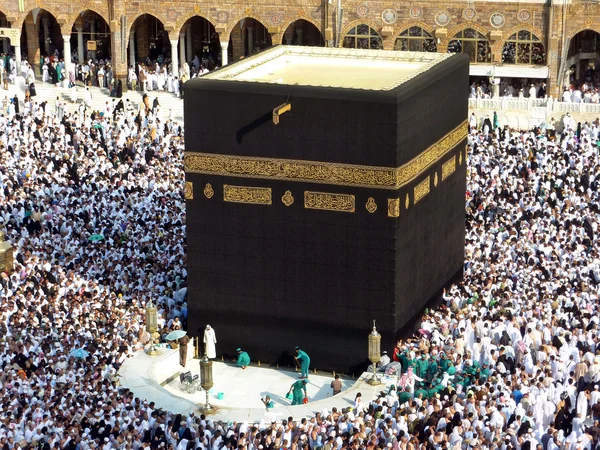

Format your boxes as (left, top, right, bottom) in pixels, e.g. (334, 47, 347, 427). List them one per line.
(179, 33, 186, 67)
(491, 77, 500, 98)
(186, 23, 193, 62)
(296, 28, 303, 46)
(129, 31, 136, 69)
(77, 27, 84, 64)
(109, 26, 127, 92)
(220, 41, 229, 65)
(90, 20, 97, 61)
(42, 17, 50, 55)
(170, 39, 178, 76)
(247, 26, 254, 55)
(62, 35, 72, 82)
(14, 44, 21, 78)
(25, 17, 40, 75)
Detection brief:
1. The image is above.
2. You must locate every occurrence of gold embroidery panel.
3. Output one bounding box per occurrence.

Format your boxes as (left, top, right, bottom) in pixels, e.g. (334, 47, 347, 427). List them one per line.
(184, 120, 467, 190)
(223, 185, 272, 205)
(387, 199, 400, 218)
(414, 177, 430, 204)
(184, 182, 194, 200)
(366, 197, 377, 214)
(304, 191, 355, 213)
(442, 157, 457, 180)
(282, 190, 294, 206)
(203, 183, 214, 199)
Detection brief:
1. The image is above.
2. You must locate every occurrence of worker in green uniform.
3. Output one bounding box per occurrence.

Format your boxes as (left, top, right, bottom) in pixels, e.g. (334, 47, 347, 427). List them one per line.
(294, 346, 311, 379)
(288, 379, 308, 405)
(236, 348, 250, 369)
(398, 386, 412, 405)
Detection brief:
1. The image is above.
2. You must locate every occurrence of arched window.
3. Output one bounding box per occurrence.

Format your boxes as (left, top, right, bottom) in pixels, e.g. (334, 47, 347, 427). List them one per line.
(343, 24, 382, 49)
(448, 28, 491, 63)
(502, 30, 546, 64)
(394, 26, 437, 52)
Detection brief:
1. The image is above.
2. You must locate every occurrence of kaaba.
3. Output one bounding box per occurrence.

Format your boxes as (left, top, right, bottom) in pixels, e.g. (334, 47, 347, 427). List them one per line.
(184, 46, 469, 372)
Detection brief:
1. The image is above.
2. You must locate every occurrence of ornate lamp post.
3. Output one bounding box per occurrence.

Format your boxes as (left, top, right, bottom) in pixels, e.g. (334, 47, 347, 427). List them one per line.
(145, 301, 159, 355)
(199, 356, 214, 412)
(367, 320, 382, 385)
(0, 230, 14, 273)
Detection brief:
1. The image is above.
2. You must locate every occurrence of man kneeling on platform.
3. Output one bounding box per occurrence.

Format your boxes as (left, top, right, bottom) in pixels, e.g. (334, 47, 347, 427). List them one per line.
(288, 379, 308, 405)
(261, 395, 274, 411)
(237, 348, 250, 369)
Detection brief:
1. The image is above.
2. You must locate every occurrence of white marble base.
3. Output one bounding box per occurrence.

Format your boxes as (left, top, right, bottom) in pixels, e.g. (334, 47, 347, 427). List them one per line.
(118, 348, 395, 421)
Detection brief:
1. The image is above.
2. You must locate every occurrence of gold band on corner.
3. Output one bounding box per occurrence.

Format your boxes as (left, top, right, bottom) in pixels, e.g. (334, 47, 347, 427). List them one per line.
(184, 120, 467, 190)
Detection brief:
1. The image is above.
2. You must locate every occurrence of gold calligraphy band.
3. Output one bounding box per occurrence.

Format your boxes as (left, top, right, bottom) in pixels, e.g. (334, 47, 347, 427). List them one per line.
(184, 120, 467, 190)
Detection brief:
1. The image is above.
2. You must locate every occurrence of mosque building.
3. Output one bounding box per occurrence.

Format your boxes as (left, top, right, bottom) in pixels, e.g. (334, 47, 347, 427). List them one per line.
(0, 0, 597, 97)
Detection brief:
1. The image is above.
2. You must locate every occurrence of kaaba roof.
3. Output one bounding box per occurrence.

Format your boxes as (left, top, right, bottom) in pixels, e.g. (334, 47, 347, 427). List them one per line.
(202, 45, 455, 91)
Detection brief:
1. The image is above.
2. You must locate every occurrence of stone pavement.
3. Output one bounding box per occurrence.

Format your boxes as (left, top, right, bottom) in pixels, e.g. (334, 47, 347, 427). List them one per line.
(1, 77, 184, 123)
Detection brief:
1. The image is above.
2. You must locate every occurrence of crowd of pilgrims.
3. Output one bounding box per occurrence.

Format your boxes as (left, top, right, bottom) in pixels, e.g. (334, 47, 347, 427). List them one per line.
(1, 49, 217, 98)
(1, 78, 600, 450)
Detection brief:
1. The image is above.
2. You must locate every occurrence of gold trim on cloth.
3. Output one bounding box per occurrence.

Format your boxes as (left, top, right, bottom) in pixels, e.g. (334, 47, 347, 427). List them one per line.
(304, 191, 355, 213)
(185, 120, 467, 190)
(414, 176, 431, 204)
(223, 185, 272, 205)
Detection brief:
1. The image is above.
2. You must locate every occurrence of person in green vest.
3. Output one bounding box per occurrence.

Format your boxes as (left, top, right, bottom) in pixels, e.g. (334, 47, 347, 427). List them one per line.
(236, 348, 250, 369)
(288, 379, 307, 405)
(399, 351, 412, 374)
(439, 353, 450, 373)
(427, 357, 438, 383)
(294, 346, 311, 379)
(261, 395, 275, 411)
(415, 355, 429, 379)
(398, 386, 412, 405)
(479, 363, 490, 380)
(414, 386, 428, 401)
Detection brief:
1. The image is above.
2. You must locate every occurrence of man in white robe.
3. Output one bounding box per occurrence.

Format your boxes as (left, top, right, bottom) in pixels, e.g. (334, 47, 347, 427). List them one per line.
(203, 325, 217, 359)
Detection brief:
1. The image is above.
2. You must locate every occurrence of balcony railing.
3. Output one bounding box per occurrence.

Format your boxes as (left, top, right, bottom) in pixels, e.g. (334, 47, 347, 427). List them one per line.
(468, 97, 600, 114)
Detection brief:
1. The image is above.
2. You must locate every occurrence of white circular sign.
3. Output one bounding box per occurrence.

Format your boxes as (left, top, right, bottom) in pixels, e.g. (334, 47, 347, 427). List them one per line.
(382, 8, 398, 25)
(490, 12, 505, 28)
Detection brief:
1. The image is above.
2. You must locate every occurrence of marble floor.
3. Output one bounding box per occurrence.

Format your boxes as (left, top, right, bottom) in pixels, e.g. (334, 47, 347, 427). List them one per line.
(118, 348, 395, 422)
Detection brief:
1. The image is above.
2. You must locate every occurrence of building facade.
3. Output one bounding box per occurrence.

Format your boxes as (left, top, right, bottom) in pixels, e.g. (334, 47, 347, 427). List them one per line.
(0, 0, 598, 96)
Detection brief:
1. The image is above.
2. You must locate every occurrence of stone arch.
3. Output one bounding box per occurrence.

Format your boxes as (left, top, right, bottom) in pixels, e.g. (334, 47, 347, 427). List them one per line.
(391, 21, 437, 52)
(279, 17, 324, 46)
(15, 6, 67, 34)
(339, 19, 382, 46)
(391, 20, 435, 42)
(567, 25, 600, 41)
(67, 9, 112, 63)
(0, 10, 9, 53)
(126, 11, 170, 44)
(65, 8, 110, 34)
(128, 13, 171, 64)
(498, 23, 544, 50)
(175, 13, 218, 38)
(226, 15, 273, 61)
(176, 14, 222, 68)
(275, 16, 323, 44)
(20, 8, 66, 66)
(444, 22, 491, 47)
(225, 13, 271, 38)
